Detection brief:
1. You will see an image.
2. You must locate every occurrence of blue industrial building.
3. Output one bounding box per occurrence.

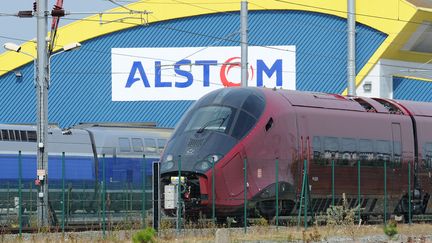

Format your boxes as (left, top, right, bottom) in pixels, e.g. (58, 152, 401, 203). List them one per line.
(1, 1, 432, 128)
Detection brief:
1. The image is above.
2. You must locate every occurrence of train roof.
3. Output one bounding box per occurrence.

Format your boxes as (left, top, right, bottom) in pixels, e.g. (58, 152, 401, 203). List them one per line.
(274, 89, 366, 112)
(395, 100, 432, 117)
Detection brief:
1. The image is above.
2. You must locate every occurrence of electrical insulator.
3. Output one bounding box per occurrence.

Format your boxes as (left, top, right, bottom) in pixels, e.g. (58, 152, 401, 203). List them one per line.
(33, 1, 37, 12)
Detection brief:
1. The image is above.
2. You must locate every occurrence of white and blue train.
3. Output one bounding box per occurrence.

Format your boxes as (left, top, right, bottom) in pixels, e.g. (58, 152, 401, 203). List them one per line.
(0, 123, 172, 213)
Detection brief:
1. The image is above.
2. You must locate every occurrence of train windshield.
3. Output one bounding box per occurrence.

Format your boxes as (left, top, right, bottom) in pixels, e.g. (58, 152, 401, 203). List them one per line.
(185, 106, 235, 134)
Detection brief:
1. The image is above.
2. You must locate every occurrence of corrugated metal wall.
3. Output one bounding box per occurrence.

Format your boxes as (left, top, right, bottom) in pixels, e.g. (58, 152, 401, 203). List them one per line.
(393, 76, 432, 102)
(0, 10, 386, 128)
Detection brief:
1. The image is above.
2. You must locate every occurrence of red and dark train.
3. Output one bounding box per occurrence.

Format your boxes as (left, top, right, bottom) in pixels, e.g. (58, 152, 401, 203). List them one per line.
(160, 87, 432, 220)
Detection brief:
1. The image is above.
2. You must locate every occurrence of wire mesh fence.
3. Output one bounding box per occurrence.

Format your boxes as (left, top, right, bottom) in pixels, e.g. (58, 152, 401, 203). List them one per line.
(0, 150, 421, 237)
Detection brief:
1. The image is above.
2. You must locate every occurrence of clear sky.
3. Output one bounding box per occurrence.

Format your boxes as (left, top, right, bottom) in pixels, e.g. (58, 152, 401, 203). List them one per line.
(0, 0, 133, 53)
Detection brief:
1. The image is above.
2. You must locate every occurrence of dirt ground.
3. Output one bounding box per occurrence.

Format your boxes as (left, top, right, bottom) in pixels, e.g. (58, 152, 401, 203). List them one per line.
(2, 223, 432, 242)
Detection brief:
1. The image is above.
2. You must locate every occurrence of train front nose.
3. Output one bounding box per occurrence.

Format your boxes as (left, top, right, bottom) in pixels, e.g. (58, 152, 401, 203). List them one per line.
(160, 130, 238, 214)
(159, 87, 266, 215)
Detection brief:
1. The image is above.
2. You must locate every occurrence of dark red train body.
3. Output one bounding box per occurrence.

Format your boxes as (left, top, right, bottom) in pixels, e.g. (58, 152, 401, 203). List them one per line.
(160, 87, 432, 220)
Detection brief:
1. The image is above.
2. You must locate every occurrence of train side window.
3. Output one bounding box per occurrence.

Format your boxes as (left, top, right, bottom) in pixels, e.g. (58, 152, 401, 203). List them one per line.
(324, 137, 339, 161)
(423, 143, 432, 169)
(312, 136, 325, 165)
(376, 140, 391, 166)
(119, 138, 131, 152)
(359, 139, 374, 166)
(27, 131, 37, 142)
(341, 138, 357, 166)
(1, 130, 9, 141)
(9, 130, 15, 141)
(393, 141, 402, 168)
(157, 139, 167, 154)
(20, 131, 27, 142)
(15, 130, 20, 141)
(144, 138, 157, 153)
(132, 138, 144, 152)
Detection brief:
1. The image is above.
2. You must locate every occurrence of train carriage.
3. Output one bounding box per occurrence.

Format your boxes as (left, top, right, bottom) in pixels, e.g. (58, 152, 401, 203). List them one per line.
(160, 87, 432, 221)
(0, 123, 172, 221)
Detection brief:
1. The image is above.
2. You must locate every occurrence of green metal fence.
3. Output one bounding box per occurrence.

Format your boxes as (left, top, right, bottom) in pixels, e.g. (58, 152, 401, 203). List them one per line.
(0, 150, 419, 235)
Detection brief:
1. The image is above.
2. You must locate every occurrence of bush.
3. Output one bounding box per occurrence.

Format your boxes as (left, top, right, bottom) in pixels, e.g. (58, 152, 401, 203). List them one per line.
(384, 220, 398, 239)
(132, 227, 156, 243)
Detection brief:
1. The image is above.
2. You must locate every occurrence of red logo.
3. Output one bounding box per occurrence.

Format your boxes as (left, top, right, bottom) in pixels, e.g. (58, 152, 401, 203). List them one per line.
(220, 57, 254, 87)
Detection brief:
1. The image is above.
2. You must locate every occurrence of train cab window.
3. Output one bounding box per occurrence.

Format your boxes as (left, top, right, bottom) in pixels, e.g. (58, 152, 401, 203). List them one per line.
(324, 137, 339, 160)
(0, 130, 7, 141)
(341, 138, 357, 165)
(28, 131, 37, 142)
(9, 130, 15, 141)
(132, 138, 144, 152)
(232, 110, 256, 140)
(119, 138, 131, 152)
(144, 138, 157, 153)
(157, 139, 167, 154)
(359, 139, 374, 165)
(241, 94, 265, 119)
(20, 131, 27, 142)
(423, 143, 432, 169)
(184, 106, 234, 134)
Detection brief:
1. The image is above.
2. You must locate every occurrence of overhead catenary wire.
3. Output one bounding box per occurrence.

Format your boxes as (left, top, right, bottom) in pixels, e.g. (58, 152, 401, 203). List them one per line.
(6, 15, 432, 77)
(2, 13, 432, 74)
(58, 15, 424, 69)
(3, 1, 432, 78)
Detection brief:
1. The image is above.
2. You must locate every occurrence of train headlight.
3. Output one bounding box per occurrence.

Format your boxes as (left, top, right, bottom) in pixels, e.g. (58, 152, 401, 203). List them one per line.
(161, 161, 174, 171)
(194, 160, 212, 171)
(206, 154, 223, 163)
(165, 154, 173, 162)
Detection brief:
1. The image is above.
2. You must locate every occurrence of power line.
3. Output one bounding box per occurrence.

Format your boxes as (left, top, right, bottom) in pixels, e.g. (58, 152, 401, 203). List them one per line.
(3, 4, 432, 77)
(5, 14, 432, 76)
(0, 35, 36, 43)
(273, 0, 423, 25)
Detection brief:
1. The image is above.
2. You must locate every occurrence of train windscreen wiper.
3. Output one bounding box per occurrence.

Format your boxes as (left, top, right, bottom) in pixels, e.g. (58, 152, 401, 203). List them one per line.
(196, 114, 230, 134)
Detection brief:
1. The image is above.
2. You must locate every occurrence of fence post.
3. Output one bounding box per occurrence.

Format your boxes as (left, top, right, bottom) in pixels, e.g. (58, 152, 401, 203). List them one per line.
(177, 155, 182, 233)
(357, 160, 361, 222)
(304, 159, 308, 230)
(142, 154, 146, 227)
(332, 160, 335, 206)
(408, 161, 412, 225)
(102, 154, 106, 238)
(62, 152, 65, 234)
(7, 182, 10, 224)
(297, 159, 306, 229)
(212, 156, 215, 225)
(29, 182, 33, 223)
(18, 151, 22, 237)
(244, 157, 247, 234)
(275, 157, 279, 229)
(384, 160, 387, 226)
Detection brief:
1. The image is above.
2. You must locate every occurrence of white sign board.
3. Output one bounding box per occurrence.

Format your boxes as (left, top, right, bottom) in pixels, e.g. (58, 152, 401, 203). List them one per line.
(112, 46, 296, 101)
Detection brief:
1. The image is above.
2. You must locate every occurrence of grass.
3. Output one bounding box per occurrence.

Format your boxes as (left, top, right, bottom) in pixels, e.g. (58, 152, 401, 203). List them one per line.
(1, 224, 432, 242)
(156, 224, 432, 242)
